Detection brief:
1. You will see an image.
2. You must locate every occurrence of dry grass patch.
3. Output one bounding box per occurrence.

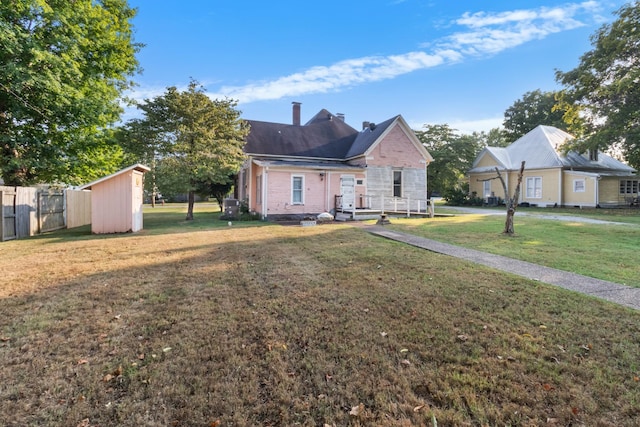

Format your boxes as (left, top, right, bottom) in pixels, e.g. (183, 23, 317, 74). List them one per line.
(1, 220, 639, 426)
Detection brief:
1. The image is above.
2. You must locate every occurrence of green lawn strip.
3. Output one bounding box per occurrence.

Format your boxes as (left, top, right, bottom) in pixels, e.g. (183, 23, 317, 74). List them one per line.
(1, 225, 639, 426)
(387, 214, 640, 288)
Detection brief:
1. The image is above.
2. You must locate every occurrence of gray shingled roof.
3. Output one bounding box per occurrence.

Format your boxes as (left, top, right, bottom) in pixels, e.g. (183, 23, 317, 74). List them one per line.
(345, 116, 398, 159)
(470, 125, 635, 174)
(244, 109, 398, 161)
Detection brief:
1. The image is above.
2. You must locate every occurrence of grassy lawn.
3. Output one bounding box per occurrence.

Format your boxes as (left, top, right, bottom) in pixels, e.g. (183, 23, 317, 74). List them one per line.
(385, 207, 640, 288)
(1, 204, 639, 426)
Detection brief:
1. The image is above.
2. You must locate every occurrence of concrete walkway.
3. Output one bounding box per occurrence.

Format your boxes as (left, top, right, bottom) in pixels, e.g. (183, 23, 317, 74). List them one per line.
(362, 225, 640, 311)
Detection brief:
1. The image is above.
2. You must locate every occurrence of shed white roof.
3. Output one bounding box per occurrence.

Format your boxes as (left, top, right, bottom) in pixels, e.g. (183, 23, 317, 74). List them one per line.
(79, 163, 150, 190)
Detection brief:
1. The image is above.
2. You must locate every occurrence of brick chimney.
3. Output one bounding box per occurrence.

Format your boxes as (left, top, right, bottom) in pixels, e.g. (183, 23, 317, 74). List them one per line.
(292, 102, 301, 126)
(336, 113, 345, 122)
(362, 121, 370, 130)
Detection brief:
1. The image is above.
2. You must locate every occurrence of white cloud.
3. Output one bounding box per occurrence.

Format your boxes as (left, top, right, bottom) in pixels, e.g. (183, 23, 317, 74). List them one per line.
(127, 1, 603, 105)
(408, 117, 504, 134)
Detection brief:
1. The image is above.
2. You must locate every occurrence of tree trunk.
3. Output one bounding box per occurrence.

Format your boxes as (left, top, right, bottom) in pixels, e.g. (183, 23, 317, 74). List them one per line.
(501, 161, 525, 235)
(504, 207, 515, 234)
(186, 190, 195, 220)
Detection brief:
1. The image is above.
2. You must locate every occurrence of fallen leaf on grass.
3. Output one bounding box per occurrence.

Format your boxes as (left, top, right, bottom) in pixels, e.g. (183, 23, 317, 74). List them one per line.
(349, 403, 364, 417)
(209, 420, 221, 427)
(571, 407, 580, 416)
(380, 332, 388, 337)
(542, 383, 555, 391)
(413, 404, 426, 412)
(1, 336, 10, 342)
(546, 417, 559, 424)
(77, 359, 89, 365)
(401, 359, 411, 366)
(103, 366, 123, 382)
(634, 376, 639, 382)
(456, 334, 468, 342)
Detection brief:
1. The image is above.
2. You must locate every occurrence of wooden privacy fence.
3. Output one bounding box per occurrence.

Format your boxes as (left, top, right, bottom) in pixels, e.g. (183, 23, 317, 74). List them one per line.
(0, 186, 91, 241)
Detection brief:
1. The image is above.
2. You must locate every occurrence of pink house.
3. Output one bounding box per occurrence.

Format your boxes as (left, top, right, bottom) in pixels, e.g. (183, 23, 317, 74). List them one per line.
(238, 103, 433, 220)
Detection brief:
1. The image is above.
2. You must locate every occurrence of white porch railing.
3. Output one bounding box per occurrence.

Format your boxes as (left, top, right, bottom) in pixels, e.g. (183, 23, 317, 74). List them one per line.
(335, 194, 435, 218)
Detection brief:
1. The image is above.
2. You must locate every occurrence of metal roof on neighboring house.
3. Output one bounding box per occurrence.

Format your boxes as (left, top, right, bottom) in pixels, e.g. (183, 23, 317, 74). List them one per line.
(469, 125, 636, 174)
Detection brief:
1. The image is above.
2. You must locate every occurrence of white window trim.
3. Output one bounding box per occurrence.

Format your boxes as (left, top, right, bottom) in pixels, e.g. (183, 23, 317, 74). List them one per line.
(526, 176, 542, 199)
(573, 179, 585, 193)
(483, 180, 491, 198)
(291, 174, 304, 205)
(392, 170, 403, 198)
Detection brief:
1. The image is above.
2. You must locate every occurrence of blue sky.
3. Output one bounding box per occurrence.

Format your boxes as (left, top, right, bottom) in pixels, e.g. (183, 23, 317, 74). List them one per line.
(126, 0, 624, 134)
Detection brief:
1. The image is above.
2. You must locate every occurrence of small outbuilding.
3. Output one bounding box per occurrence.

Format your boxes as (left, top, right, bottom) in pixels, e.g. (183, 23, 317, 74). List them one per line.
(80, 164, 150, 234)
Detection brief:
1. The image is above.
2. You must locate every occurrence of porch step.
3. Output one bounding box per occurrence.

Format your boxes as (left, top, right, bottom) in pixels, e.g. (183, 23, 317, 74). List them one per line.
(335, 212, 352, 221)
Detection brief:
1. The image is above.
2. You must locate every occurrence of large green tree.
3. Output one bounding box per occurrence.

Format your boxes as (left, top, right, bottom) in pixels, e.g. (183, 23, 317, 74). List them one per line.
(0, 0, 140, 186)
(502, 90, 570, 141)
(556, 1, 640, 169)
(124, 81, 249, 220)
(415, 124, 484, 199)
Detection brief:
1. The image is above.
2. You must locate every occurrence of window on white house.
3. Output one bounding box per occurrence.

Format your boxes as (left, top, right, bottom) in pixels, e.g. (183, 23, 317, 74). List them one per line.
(526, 177, 542, 199)
(292, 175, 304, 204)
(573, 179, 585, 193)
(393, 170, 402, 197)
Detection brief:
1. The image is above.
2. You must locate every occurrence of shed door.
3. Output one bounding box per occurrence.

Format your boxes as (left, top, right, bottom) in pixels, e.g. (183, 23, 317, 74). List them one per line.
(340, 175, 355, 209)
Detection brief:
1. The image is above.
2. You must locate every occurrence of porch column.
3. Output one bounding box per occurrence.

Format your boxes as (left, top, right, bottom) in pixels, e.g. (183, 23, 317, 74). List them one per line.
(261, 168, 268, 220)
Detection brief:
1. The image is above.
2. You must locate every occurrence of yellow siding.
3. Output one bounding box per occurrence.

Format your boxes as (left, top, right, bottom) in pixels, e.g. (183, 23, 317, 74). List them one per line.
(468, 172, 507, 199)
(475, 152, 500, 169)
(562, 172, 597, 207)
(520, 169, 560, 206)
(599, 177, 624, 205)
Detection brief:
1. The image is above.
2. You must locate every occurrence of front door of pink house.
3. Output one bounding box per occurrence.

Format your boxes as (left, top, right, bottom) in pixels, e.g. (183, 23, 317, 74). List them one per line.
(340, 175, 355, 209)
